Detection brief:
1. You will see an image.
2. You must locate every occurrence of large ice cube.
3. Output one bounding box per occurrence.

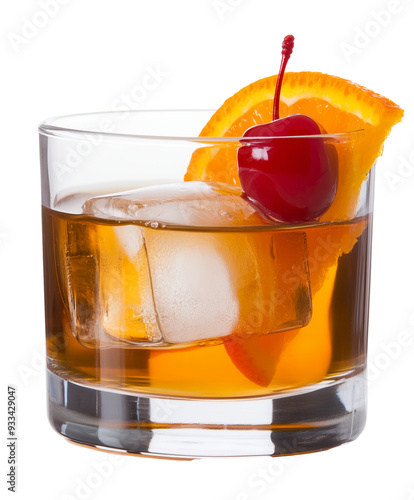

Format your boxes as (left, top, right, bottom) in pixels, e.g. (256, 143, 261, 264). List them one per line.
(96, 224, 162, 343)
(54, 212, 162, 346)
(145, 230, 240, 343)
(82, 182, 312, 345)
(54, 216, 101, 345)
(83, 182, 267, 227)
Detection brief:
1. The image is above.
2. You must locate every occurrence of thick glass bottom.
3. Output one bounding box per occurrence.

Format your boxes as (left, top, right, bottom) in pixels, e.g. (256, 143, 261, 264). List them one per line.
(47, 369, 366, 459)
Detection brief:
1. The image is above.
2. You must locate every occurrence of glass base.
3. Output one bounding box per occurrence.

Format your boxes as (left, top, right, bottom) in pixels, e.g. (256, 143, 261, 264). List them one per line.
(47, 369, 366, 459)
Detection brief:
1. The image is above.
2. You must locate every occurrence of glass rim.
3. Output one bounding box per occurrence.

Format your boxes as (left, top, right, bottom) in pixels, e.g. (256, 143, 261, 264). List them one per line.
(38, 109, 364, 143)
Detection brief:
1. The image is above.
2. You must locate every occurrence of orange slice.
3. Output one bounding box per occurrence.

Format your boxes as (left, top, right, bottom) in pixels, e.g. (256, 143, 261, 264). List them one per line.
(185, 71, 403, 221)
(185, 72, 403, 387)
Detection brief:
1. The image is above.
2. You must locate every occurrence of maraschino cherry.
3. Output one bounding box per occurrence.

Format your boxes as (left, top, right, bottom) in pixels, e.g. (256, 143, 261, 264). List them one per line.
(237, 35, 338, 223)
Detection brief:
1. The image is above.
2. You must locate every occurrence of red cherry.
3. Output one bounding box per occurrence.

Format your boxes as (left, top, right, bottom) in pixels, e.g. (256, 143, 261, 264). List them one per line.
(237, 35, 338, 223)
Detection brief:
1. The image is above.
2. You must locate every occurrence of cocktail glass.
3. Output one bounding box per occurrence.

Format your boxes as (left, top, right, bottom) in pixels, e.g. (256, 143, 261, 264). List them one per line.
(39, 110, 373, 458)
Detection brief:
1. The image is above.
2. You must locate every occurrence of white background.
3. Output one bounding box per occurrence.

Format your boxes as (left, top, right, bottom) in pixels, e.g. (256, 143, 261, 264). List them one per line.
(1, 0, 414, 499)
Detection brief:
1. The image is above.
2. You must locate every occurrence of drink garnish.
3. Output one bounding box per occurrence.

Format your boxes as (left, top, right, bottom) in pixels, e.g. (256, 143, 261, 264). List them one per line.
(184, 40, 404, 386)
(238, 35, 338, 223)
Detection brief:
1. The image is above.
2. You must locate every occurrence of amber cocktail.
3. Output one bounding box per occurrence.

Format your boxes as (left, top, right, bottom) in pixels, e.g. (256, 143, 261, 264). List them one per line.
(40, 110, 376, 457)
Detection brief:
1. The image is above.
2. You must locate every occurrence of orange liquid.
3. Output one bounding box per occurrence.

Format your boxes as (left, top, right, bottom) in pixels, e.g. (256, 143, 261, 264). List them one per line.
(43, 205, 371, 398)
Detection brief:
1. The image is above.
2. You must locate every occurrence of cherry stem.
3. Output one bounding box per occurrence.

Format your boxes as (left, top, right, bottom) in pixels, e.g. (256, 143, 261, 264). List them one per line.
(273, 35, 295, 121)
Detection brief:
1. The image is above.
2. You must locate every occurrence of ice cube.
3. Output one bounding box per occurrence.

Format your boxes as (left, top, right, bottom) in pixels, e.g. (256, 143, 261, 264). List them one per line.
(144, 230, 240, 343)
(83, 182, 312, 345)
(83, 181, 267, 227)
(55, 213, 161, 346)
(97, 224, 162, 343)
(55, 217, 101, 345)
(144, 229, 312, 343)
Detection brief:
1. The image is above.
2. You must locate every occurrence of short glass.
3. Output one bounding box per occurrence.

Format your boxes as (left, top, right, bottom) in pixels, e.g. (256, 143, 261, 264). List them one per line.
(39, 111, 373, 458)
